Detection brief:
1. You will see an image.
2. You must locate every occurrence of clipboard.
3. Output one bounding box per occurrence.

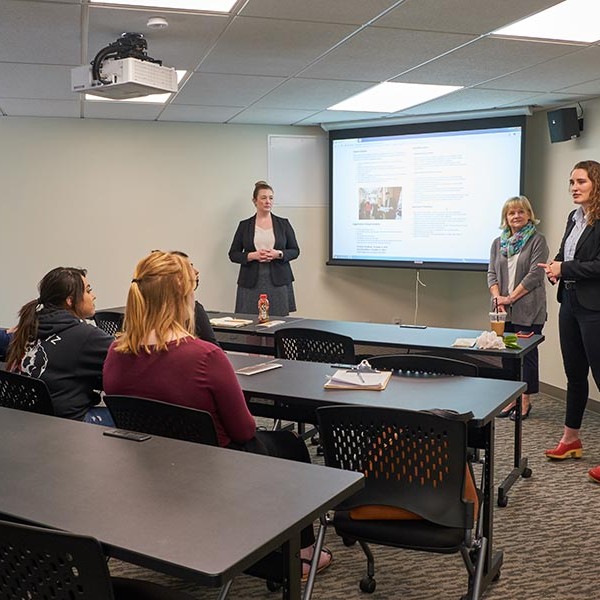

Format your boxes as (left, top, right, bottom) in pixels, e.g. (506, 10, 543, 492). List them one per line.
(324, 370, 392, 391)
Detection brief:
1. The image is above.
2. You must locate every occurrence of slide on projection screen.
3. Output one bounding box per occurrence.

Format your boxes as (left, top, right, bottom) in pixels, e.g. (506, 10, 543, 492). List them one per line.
(329, 116, 526, 272)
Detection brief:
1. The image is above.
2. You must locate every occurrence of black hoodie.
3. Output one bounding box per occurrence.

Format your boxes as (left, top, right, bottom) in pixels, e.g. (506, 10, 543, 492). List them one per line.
(19, 309, 113, 420)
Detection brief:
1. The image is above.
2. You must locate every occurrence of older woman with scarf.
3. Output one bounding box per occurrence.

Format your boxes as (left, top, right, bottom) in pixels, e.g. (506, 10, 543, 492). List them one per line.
(488, 196, 549, 419)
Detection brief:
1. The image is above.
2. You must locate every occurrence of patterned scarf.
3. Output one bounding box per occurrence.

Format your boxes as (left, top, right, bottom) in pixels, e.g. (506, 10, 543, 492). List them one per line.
(500, 222, 536, 258)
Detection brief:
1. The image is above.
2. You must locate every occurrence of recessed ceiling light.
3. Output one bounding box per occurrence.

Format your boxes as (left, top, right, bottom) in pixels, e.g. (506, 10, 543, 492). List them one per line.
(493, 0, 600, 43)
(86, 70, 187, 103)
(328, 82, 462, 113)
(89, 0, 237, 12)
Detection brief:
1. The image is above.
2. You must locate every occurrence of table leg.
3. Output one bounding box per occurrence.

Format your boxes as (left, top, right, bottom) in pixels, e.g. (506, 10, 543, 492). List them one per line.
(497, 356, 532, 507)
(281, 534, 301, 600)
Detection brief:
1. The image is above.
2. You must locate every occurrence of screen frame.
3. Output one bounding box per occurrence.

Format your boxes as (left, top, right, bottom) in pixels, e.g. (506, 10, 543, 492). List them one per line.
(327, 115, 527, 272)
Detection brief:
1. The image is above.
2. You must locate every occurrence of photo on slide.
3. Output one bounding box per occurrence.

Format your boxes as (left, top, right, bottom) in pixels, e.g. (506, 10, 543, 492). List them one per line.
(358, 186, 402, 220)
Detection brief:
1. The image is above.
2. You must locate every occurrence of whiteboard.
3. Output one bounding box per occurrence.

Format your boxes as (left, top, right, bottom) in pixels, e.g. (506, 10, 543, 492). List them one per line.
(267, 135, 327, 207)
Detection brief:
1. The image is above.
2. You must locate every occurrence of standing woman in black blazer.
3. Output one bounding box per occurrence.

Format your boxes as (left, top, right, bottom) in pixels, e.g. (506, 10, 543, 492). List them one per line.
(541, 160, 600, 482)
(229, 181, 300, 316)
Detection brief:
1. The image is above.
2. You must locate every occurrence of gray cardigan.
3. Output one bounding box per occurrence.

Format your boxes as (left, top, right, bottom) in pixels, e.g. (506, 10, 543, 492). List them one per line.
(487, 231, 549, 326)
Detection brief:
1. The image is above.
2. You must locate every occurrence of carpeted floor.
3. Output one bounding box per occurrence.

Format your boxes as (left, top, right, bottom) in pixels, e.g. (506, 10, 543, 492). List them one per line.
(108, 393, 600, 599)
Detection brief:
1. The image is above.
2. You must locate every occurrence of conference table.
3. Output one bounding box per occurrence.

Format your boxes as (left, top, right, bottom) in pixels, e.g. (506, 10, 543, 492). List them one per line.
(101, 307, 543, 506)
(0, 407, 363, 600)
(229, 353, 526, 593)
(213, 311, 543, 506)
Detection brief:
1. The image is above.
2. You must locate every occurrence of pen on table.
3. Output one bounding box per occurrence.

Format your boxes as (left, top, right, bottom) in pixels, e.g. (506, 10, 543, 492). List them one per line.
(346, 369, 365, 383)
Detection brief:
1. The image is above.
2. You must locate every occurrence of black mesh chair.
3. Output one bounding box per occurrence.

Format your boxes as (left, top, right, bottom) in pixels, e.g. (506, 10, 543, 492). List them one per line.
(104, 395, 219, 446)
(274, 327, 356, 444)
(0, 519, 197, 600)
(368, 353, 479, 377)
(316, 405, 487, 600)
(274, 327, 356, 365)
(94, 311, 124, 336)
(0, 369, 54, 416)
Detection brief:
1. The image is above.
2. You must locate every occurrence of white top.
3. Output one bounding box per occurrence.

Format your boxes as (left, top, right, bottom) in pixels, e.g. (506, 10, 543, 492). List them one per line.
(507, 253, 518, 293)
(254, 226, 275, 250)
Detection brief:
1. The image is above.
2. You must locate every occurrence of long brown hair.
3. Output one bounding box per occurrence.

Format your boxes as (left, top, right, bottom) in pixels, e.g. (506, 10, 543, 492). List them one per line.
(114, 251, 196, 354)
(6, 267, 87, 368)
(572, 160, 600, 226)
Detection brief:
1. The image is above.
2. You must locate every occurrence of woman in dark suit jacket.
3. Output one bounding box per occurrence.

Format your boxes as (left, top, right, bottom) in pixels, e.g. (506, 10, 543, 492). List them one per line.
(540, 160, 600, 482)
(228, 181, 300, 316)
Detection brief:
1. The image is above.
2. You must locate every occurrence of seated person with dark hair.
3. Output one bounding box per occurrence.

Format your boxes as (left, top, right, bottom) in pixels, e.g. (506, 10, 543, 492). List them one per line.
(170, 250, 218, 346)
(6, 267, 114, 425)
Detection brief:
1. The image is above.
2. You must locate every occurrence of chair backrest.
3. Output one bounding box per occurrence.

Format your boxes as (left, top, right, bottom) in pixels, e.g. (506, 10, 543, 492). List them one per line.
(0, 369, 54, 415)
(0, 519, 115, 600)
(94, 311, 124, 336)
(274, 327, 356, 364)
(317, 405, 472, 529)
(368, 354, 479, 377)
(104, 395, 219, 446)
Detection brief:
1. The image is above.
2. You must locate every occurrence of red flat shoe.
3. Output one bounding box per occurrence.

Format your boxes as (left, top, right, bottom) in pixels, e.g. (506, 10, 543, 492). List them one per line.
(588, 465, 600, 483)
(545, 439, 583, 460)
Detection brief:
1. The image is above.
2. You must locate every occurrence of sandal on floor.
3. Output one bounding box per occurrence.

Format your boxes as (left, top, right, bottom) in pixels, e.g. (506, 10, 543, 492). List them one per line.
(301, 546, 333, 582)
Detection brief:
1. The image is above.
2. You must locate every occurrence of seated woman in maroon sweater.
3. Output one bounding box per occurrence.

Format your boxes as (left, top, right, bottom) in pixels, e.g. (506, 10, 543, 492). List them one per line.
(102, 250, 331, 580)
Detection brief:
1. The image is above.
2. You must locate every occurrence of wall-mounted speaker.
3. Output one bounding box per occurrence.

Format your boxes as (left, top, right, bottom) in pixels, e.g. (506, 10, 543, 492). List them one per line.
(547, 108, 581, 143)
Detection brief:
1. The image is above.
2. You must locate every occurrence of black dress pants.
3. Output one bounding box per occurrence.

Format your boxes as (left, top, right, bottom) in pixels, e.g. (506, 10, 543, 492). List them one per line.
(559, 287, 600, 429)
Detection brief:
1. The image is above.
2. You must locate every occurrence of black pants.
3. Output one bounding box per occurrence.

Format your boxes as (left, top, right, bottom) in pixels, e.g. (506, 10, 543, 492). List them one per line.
(559, 288, 600, 429)
(230, 430, 315, 547)
(505, 322, 543, 394)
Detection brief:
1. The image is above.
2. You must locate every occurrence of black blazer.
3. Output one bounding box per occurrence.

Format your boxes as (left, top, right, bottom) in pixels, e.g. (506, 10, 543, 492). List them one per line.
(555, 210, 600, 310)
(228, 214, 300, 289)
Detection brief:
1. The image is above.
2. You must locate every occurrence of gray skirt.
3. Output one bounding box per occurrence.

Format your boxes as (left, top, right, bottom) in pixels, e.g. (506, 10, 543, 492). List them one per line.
(235, 263, 296, 317)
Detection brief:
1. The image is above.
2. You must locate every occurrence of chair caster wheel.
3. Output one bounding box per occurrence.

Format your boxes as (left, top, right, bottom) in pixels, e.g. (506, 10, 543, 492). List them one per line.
(522, 467, 533, 478)
(359, 576, 376, 593)
(311, 434, 320, 446)
(266, 580, 281, 592)
(497, 495, 508, 507)
(316, 445, 324, 456)
(493, 570, 501, 582)
(342, 536, 357, 547)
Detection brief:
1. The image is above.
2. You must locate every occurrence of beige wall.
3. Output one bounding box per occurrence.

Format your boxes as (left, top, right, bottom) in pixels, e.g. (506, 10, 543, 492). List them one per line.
(2, 105, 600, 398)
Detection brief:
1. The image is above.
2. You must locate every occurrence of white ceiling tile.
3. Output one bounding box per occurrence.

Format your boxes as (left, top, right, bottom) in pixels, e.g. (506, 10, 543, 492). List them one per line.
(173, 72, 285, 106)
(0, 1, 81, 65)
(159, 104, 243, 122)
(400, 88, 537, 116)
(0, 64, 74, 100)
(392, 37, 580, 88)
(374, 0, 563, 35)
(559, 79, 600, 95)
(0, 98, 80, 117)
(228, 107, 317, 125)
(199, 16, 355, 76)
(482, 46, 600, 93)
(253, 78, 374, 110)
(239, 0, 399, 25)
(300, 27, 475, 82)
(298, 109, 391, 125)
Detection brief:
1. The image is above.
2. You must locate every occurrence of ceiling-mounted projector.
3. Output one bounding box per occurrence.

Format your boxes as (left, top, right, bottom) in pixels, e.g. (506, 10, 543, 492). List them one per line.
(71, 32, 177, 100)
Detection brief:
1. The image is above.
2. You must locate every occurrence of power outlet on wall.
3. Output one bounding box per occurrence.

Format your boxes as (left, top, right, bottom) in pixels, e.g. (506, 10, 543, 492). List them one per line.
(392, 316, 402, 325)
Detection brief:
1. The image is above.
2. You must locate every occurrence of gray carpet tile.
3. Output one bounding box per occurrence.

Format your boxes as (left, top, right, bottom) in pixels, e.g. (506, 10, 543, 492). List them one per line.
(108, 394, 600, 599)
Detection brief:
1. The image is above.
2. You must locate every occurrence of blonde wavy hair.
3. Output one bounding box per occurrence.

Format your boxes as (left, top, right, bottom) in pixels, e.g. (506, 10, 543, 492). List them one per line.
(114, 251, 196, 354)
(499, 195, 539, 229)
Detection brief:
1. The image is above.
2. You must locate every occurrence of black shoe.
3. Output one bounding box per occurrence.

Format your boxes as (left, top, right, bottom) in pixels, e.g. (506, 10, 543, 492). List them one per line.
(497, 406, 514, 418)
(510, 405, 532, 421)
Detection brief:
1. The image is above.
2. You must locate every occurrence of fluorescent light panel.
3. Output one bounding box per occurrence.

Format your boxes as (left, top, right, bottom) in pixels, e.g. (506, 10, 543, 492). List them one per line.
(328, 82, 462, 113)
(89, 0, 236, 12)
(493, 0, 600, 43)
(86, 70, 186, 103)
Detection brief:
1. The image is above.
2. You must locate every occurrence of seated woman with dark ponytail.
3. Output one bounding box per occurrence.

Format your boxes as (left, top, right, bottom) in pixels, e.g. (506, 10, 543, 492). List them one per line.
(6, 267, 114, 425)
